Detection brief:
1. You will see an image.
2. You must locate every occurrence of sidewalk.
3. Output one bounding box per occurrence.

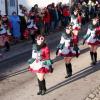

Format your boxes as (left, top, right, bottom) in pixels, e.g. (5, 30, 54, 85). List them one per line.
(0, 40, 32, 62)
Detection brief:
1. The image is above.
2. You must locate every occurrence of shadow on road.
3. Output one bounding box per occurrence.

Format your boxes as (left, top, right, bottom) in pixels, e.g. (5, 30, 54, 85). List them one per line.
(0, 47, 89, 81)
(46, 61, 100, 94)
(0, 68, 28, 81)
(0, 23, 90, 81)
(0, 46, 90, 81)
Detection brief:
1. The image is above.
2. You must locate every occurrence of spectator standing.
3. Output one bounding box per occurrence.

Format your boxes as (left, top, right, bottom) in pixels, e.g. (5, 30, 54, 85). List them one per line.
(18, 5, 27, 40)
(43, 8, 51, 35)
(62, 5, 70, 27)
(9, 12, 21, 43)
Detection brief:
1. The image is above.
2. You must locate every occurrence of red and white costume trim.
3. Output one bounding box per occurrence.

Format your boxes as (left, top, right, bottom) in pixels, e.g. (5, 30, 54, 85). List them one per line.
(71, 15, 81, 30)
(28, 44, 52, 73)
(0, 25, 8, 46)
(58, 34, 80, 57)
(85, 28, 100, 45)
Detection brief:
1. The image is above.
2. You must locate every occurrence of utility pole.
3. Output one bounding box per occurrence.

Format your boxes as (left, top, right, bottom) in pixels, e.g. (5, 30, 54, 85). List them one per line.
(16, 0, 18, 14)
(5, 0, 8, 15)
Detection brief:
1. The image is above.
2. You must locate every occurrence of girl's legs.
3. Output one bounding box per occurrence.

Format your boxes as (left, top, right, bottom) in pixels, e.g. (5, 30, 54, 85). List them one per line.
(89, 45, 98, 65)
(36, 73, 46, 95)
(93, 45, 98, 65)
(5, 41, 10, 51)
(89, 45, 94, 64)
(64, 57, 73, 78)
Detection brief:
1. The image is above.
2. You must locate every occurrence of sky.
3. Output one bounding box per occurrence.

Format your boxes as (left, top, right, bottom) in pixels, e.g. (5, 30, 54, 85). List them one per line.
(19, 0, 70, 10)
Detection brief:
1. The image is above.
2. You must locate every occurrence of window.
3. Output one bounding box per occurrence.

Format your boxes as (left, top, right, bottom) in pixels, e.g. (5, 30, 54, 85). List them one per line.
(10, 0, 16, 7)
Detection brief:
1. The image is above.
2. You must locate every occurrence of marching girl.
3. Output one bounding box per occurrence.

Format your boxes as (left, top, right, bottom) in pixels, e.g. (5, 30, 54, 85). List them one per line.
(2, 15, 12, 50)
(71, 10, 81, 31)
(0, 20, 10, 51)
(27, 16, 38, 43)
(56, 25, 80, 78)
(70, 9, 82, 50)
(28, 34, 53, 95)
(83, 17, 100, 65)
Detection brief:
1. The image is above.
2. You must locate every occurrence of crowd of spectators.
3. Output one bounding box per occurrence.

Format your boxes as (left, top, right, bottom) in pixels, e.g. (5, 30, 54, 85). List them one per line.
(0, 0, 99, 53)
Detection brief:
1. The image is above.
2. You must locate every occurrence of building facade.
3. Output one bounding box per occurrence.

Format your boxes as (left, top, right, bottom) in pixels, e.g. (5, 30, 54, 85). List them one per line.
(0, 0, 18, 15)
(0, 0, 6, 15)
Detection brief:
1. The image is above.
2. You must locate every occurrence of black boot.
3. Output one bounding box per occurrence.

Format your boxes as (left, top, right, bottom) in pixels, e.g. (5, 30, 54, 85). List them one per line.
(41, 79, 46, 95)
(49, 65, 53, 73)
(37, 79, 42, 95)
(90, 52, 94, 65)
(65, 63, 72, 78)
(5, 42, 10, 52)
(93, 52, 97, 65)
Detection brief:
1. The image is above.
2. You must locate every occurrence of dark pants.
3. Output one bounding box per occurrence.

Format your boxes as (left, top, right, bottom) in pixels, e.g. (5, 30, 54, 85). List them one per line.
(5, 41, 10, 51)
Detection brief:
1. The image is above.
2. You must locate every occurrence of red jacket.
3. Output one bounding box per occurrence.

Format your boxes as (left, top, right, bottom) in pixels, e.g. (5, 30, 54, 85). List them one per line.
(96, 26, 100, 35)
(43, 12, 50, 24)
(41, 45, 50, 60)
(62, 8, 70, 17)
(34, 16, 40, 23)
(77, 15, 82, 24)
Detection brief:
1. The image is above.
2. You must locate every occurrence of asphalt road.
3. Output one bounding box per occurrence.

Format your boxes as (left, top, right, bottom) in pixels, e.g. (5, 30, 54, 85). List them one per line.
(0, 23, 100, 100)
(0, 30, 61, 80)
(0, 23, 88, 80)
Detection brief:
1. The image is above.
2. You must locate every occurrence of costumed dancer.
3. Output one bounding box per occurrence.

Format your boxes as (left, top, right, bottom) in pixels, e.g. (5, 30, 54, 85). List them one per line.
(28, 34, 53, 95)
(0, 20, 10, 51)
(27, 16, 38, 43)
(70, 9, 82, 47)
(56, 25, 80, 78)
(83, 17, 100, 65)
(2, 15, 12, 51)
(71, 10, 81, 31)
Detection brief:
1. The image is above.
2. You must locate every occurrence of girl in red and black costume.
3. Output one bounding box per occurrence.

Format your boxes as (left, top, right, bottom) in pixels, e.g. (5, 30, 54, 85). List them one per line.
(0, 15, 11, 51)
(27, 14, 38, 43)
(56, 25, 80, 78)
(70, 9, 82, 51)
(2, 15, 12, 51)
(83, 17, 100, 65)
(28, 34, 53, 95)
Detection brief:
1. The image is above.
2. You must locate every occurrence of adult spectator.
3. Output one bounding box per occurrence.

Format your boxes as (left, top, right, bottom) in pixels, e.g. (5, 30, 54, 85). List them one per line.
(9, 12, 21, 43)
(19, 5, 27, 40)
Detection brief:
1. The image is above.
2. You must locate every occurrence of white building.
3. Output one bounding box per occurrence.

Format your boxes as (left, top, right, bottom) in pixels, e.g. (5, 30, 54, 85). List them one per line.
(0, 0, 18, 15)
(0, 0, 71, 15)
(0, 0, 6, 15)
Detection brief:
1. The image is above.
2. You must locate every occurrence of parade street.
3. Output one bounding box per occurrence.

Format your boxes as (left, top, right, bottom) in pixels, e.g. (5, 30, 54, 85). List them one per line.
(0, 0, 100, 99)
(0, 44, 100, 100)
(0, 25, 100, 100)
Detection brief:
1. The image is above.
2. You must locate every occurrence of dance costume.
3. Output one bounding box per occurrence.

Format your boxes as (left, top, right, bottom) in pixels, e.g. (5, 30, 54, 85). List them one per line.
(28, 43, 52, 73)
(57, 32, 80, 57)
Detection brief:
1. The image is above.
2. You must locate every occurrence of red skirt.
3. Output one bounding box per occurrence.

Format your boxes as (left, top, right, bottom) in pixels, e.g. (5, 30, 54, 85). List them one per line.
(87, 41, 100, 46)
(28, 67, 50, 74)
(60, 52, 80, 57)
